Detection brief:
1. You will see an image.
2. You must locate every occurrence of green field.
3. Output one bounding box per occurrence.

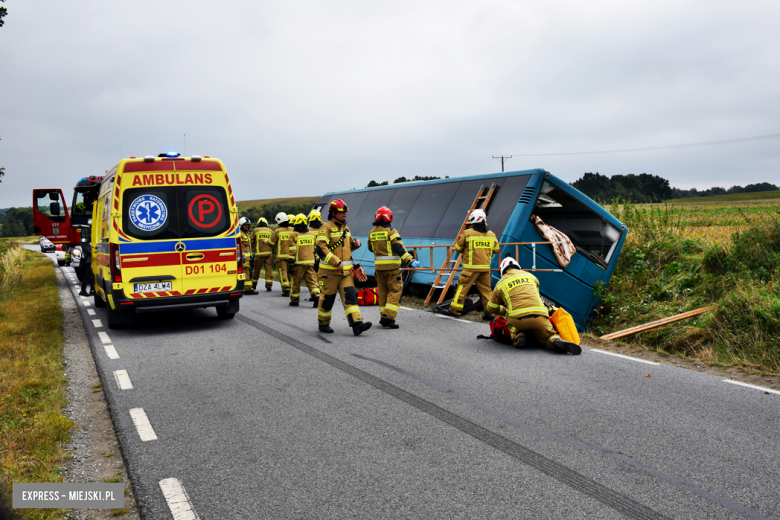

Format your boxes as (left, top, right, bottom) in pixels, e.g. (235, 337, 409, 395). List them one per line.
(670, 190, 780, 203)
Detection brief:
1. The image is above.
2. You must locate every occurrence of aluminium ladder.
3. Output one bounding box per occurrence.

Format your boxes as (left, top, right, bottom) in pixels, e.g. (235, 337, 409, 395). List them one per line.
(423, 183, 499, 307)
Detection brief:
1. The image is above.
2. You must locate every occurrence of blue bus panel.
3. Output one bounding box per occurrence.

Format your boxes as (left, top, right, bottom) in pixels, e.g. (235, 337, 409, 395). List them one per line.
(314, 168, 627, 331)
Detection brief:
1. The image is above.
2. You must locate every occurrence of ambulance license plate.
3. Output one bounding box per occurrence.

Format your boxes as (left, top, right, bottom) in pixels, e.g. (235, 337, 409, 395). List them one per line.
(134, 282, 172, 293)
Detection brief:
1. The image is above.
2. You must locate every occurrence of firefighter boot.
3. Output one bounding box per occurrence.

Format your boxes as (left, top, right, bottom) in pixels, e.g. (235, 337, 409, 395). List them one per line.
(482, 311, 492, 321)
(513, 333, 527, 349)
(289, 301, 299, 307)
(266, 286, 272, 292)
(282, 291, 290, 297)
(379, 317, 399, 329)
(311, 296, 319, 308)
(553, 339, 582, 355)
(436, 309, 460, 318)
(351, 321, 372, 336)
(318, 324, 334, 333)
(245, 290, 259, 295)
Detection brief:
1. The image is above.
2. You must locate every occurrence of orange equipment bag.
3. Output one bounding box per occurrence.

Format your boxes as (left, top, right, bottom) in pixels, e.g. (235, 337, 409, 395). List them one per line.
(549, 307, 580, 344)
(357, 287, 378, 305)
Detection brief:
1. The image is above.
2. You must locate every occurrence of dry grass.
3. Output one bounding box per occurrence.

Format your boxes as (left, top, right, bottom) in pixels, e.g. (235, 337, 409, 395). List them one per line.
(0, 249, 73, 520)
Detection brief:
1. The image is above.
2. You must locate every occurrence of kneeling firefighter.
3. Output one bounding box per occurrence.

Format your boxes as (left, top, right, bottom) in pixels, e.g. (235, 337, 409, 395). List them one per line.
(251, 217, 274, 292)
(486, 256, 581, 354)
(368, 206, 421, 328)
(288, 214, 321, 307)
(239, 217, 258, 294)
(315, 199, 372, 336)
(266, 212, 294, 296)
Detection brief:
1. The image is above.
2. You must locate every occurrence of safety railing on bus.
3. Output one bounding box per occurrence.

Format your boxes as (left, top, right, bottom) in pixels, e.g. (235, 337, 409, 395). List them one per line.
(400, 241, 566, 273)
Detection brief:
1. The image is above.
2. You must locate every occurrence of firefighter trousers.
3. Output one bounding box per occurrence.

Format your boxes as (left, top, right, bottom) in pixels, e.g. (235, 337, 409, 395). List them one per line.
(376, 269, 403, 320)
(507, 315, 561, 349)
(317, 270, 362, 326)
(276, 259, 290, 291)
(449, 269, 492, 316)
(242, 255, 254, 291)
(291, 265, 321, 303)
(252, 254, 274, 289)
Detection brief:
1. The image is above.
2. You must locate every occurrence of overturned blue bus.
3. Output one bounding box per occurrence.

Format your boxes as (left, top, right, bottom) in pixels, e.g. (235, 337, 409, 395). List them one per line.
(313, 168, 627, 331)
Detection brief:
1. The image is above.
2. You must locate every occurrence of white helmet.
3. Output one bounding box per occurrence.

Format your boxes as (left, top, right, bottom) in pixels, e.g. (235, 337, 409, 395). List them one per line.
(500, 256, 521, 276)
(468, 209, 487, 225)
(239, 216, 251, 227)
(275, 212, 288, 225)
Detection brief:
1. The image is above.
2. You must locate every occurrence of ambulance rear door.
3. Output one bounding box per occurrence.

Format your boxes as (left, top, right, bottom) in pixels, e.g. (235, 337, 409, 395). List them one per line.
(119, 185, 185, 298)
(177, 182, 237, 295)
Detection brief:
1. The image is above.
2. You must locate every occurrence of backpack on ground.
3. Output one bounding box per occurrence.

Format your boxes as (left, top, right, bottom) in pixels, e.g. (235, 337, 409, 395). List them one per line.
(477, 315, 514, 345)
(357, 287, 378, 305)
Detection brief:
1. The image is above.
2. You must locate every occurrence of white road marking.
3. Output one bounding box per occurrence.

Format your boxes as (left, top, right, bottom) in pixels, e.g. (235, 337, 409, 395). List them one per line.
(87, 309, 96, 316)
(590, 348, 660, 366)
(129, 408, 158, 442)
(723, 379, 780, 395)
(103, 344, 119, 360)
(92, 319, 103, 328)
(82, 300, 91, 307)
(113, 370, 133, 390)
(98, 331, 111, 343)
(432, 313, 477, 324)
(159, 478, 200, 520)
(399, 306, 417, 311)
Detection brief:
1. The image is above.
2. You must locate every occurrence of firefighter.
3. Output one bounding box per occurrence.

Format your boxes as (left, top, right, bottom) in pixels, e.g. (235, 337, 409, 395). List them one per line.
(307, 209, 324, 299)
(368, 206, 421, 328)
(239, 217, 258, 294)
(486, 256, 581, 354)
(251, 217, 274, 292)
(439, 209, 499, 319)
(288, 214, 321, 307)
(315, 199, 372, 335)
(266, 212, 294, 296)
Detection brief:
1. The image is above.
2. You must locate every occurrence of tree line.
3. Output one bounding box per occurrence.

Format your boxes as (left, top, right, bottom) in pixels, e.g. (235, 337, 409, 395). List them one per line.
(0, 208, 34, 237)
(240, 202, 317, 226)
(366, 175, 447, 188)
(570, 172, 778, 202)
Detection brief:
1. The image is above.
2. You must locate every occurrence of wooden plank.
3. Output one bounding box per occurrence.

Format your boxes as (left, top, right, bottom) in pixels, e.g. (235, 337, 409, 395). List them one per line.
(600, 307, 710, 341)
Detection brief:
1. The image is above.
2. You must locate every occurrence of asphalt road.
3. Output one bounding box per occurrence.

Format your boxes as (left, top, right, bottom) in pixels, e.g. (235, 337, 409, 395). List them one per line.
(37, 252, 780, 519)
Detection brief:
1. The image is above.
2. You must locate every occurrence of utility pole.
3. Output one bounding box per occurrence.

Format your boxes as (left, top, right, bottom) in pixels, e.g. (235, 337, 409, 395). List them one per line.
(492, 155, 512, 172)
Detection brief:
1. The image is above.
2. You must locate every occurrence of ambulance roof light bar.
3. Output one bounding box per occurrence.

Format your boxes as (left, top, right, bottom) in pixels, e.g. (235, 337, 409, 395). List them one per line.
(158, 151, 180, 158)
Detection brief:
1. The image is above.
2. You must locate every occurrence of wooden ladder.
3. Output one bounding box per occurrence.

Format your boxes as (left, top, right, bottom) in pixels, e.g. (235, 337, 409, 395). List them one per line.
(423, 183, 499, 307)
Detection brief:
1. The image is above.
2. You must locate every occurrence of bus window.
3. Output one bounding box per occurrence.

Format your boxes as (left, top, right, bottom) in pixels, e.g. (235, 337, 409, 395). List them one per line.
(533, 181, 622, 267)
(350, 189, 396, 236)
(433, 180, 484, 239)
(486, 175, 530, 238)
(400, 182, 459, 238)
(387, 185, 422, 231)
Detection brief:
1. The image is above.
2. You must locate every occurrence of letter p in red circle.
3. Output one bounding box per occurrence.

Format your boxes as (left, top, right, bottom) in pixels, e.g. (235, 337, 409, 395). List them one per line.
(188, 194, 223, 229)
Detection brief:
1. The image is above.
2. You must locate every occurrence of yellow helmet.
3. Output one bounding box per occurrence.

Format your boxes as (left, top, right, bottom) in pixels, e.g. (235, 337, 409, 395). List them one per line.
(308, 209, 322, 222)
(256, 217, 269, 227)
(296, 213, 307, 225)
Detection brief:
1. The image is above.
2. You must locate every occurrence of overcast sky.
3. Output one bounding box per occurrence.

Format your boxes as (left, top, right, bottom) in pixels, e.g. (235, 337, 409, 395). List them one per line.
(1, 0, 778, 208)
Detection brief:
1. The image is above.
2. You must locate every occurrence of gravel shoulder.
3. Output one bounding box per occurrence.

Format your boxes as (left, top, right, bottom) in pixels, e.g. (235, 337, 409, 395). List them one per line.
(56, 267, 140, 520)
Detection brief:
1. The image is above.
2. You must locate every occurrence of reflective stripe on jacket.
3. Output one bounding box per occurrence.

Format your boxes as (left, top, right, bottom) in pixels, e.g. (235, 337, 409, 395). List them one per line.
(251, 227, 273, 256)
(239, 229, 252, 254)
(487, 269, 549, 318)
(368, 226, 413, 270)
(454, 228, 499, 271)
(289, 230, 317, 265)
(316, 220, 353, 271)
(268, 227, 293, 259)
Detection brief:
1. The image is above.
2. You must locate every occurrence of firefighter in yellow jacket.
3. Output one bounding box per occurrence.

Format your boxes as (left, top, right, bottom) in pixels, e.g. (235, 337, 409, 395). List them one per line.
(368, 206, 421, 328)
(315, 199, 372, 335)
(486, 256, 581, 354)
(239, 217, 258, 294)
(440, 209, 499, 318)
(251, 217, 274, 292)
(288, 214, 321, 307)
(266, 212, 293, 296)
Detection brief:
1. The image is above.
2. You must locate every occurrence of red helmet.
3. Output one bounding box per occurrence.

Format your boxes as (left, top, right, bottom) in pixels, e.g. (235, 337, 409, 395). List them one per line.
(329, 199, 349, 213)
(375, 206, 392, 223)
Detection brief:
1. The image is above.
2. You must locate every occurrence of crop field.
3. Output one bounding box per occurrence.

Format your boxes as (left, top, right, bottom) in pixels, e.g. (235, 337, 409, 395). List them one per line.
(594, 195, 780, 375)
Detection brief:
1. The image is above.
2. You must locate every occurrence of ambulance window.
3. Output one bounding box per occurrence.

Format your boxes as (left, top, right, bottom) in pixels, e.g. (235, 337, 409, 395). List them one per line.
(179, 187, 231, 238)
(400, 182, 459, 238)
(349, 189, 396, 236)
(122, 187, 179, 240)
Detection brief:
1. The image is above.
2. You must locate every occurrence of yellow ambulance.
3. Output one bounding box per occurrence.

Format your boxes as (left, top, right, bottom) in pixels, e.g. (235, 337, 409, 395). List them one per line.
(92, 153, 246, 328)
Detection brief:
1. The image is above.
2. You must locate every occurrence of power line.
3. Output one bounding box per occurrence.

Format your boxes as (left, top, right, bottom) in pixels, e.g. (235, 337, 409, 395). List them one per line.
(510, 132, 780, 157)
(492, 155, 512, 172)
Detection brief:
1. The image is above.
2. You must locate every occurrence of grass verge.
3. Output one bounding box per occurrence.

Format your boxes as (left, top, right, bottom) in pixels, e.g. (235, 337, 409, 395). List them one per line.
(0, 242, 73, 520)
